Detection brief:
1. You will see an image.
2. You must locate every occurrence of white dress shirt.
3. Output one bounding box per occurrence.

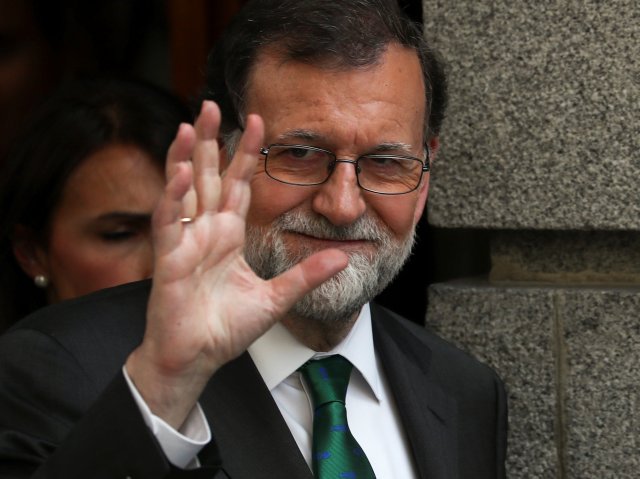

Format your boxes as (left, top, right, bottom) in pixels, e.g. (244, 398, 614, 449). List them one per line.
(248, 303, 417, 478)
(126, 303, 417, 477)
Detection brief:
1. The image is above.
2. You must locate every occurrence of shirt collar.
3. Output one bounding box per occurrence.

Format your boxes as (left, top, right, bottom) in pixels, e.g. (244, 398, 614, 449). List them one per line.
(248, 303, 382, 400)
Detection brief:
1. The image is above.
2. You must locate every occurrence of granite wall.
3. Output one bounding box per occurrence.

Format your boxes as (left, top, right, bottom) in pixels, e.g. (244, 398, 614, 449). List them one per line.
(422, 1, 639, 477)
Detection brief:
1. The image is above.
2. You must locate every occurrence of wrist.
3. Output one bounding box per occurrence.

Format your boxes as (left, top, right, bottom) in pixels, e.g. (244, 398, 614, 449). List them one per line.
(125, 346, 213, 430)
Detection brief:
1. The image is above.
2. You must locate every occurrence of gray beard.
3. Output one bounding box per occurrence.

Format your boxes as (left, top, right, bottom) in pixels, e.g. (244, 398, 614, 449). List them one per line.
(244, 210, 415, 323)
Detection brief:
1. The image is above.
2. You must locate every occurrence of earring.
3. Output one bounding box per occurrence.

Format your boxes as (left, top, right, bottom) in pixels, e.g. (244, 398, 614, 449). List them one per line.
(34, 275, 49, 288)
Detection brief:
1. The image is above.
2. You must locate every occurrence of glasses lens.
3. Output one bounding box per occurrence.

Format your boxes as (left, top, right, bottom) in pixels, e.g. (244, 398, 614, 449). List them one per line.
(265, 145, 332, 185)
(358, 156, 423, 194)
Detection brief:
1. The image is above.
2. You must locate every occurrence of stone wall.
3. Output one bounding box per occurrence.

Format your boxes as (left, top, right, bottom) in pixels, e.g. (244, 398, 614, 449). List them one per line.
(422, 2, 639, 477)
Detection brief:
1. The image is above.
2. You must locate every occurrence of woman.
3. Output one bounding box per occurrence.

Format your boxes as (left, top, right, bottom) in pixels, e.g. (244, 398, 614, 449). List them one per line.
(0, 77, 191, 331)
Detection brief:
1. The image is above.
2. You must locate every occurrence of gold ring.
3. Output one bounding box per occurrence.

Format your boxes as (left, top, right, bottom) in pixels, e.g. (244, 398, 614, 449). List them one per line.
(180, 217, 194, 224)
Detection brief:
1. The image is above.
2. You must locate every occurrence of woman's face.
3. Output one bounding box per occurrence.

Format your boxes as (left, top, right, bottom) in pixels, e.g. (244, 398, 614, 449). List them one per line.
(31, 144, 165, 302)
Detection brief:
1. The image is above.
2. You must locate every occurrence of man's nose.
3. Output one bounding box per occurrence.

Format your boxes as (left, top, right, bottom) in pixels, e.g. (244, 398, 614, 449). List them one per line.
(311, 160, 366, 226)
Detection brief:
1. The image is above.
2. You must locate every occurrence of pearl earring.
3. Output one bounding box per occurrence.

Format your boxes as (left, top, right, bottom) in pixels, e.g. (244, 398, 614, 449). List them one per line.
(34, 275, 49, 288)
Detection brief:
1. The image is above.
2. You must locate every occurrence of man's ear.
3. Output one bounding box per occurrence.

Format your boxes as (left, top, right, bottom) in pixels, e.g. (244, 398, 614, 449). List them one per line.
(427, 135, 440, 168)
(413, 136, 440, 224)
(11, 225, 50, 280)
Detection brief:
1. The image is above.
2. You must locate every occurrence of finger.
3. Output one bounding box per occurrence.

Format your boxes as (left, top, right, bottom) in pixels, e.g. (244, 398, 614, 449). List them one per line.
(220, 114, 264, 216)
(267, 248, 349, 312)
(153, 123, 196, 257)
(165, 123, 195, 180)
(193, 101, 222, 215)
(181, 186, 198, 221)
(165, 123, 197, 219)
(153, 161, 194, 260)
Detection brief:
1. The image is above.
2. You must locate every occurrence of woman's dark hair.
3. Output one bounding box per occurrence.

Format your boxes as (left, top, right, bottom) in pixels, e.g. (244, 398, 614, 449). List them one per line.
(0, 77, 191, 331)
(203, 0, 447, 142)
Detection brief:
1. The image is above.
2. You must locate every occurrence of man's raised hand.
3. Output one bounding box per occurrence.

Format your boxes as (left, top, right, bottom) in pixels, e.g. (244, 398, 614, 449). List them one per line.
(125, 101, 348, 429)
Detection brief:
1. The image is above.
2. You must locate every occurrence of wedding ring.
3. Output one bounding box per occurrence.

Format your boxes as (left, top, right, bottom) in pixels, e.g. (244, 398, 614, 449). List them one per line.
(180, 217, 194, 224)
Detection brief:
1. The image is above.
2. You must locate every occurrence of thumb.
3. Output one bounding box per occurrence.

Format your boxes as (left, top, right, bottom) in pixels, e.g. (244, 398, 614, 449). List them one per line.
(267, 248, 349, 312)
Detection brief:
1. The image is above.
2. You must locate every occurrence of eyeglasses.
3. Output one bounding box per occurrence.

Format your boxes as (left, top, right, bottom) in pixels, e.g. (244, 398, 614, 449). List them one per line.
(259, 144, 429, 195)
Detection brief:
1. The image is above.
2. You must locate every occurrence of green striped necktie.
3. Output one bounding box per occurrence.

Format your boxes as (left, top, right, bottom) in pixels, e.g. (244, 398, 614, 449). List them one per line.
(299, 355, 376, 479)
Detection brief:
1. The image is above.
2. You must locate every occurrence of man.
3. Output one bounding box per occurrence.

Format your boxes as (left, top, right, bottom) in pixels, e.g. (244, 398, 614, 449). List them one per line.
(0, 0, 507, 477)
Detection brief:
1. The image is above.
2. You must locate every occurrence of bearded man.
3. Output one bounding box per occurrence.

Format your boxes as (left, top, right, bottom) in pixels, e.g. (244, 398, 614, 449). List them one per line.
(0, 1, 507, 478)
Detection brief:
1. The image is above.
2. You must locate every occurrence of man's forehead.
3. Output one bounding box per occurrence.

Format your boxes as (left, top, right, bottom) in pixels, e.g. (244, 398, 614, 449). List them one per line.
(246, 42, 422, 93)
(244, 44, 426, 147)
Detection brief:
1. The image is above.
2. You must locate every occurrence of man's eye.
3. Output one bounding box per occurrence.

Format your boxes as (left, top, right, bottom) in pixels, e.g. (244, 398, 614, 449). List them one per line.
(370, 157, 394, 165)
(287, 148, 312, 159)
(270, 146, 326, 164)
(367, 156, 404, 168)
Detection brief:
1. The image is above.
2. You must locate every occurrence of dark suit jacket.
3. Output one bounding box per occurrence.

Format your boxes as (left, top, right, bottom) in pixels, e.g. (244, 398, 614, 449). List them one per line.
(0, 280, 507, 478)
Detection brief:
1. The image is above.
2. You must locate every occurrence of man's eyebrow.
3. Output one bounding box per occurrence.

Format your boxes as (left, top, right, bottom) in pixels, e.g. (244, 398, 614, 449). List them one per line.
(275, 129, 325, 143)
(273, 133, 416, 154)
(372, 142, 415, 154)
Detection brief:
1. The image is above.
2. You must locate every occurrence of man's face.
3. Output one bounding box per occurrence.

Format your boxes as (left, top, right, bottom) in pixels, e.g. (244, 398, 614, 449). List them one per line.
(240, 44, 430, 322)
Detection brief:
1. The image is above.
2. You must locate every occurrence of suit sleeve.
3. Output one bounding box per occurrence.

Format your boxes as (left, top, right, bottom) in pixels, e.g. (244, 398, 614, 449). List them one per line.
(0, 329, 223, 479)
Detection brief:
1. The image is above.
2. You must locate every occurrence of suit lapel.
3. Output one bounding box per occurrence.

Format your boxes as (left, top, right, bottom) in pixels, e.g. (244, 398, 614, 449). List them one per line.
(371, 304, 459, 479)
(198, 353, 313, 479)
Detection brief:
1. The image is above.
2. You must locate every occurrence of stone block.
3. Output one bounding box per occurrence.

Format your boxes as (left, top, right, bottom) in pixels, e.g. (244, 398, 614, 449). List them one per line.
(427, 280, 640, 477)
(561, 289, 640, 478)
(422, 1, 640, 230)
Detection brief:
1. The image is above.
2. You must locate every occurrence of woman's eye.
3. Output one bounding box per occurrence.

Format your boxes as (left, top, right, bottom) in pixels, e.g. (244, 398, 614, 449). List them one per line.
(95, 217, 151, 243)
(100, 230, 136, 242)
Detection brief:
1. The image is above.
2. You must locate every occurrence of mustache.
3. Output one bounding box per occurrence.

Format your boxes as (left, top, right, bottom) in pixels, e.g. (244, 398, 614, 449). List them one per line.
(273, 210, 390, 243)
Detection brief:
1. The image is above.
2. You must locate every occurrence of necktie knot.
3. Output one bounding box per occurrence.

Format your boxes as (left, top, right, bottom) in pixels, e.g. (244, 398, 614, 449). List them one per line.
(299, 355, 353, 407)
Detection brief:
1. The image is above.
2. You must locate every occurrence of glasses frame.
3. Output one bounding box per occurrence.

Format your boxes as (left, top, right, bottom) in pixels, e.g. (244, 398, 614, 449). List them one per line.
(259, 143, 430, 195)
